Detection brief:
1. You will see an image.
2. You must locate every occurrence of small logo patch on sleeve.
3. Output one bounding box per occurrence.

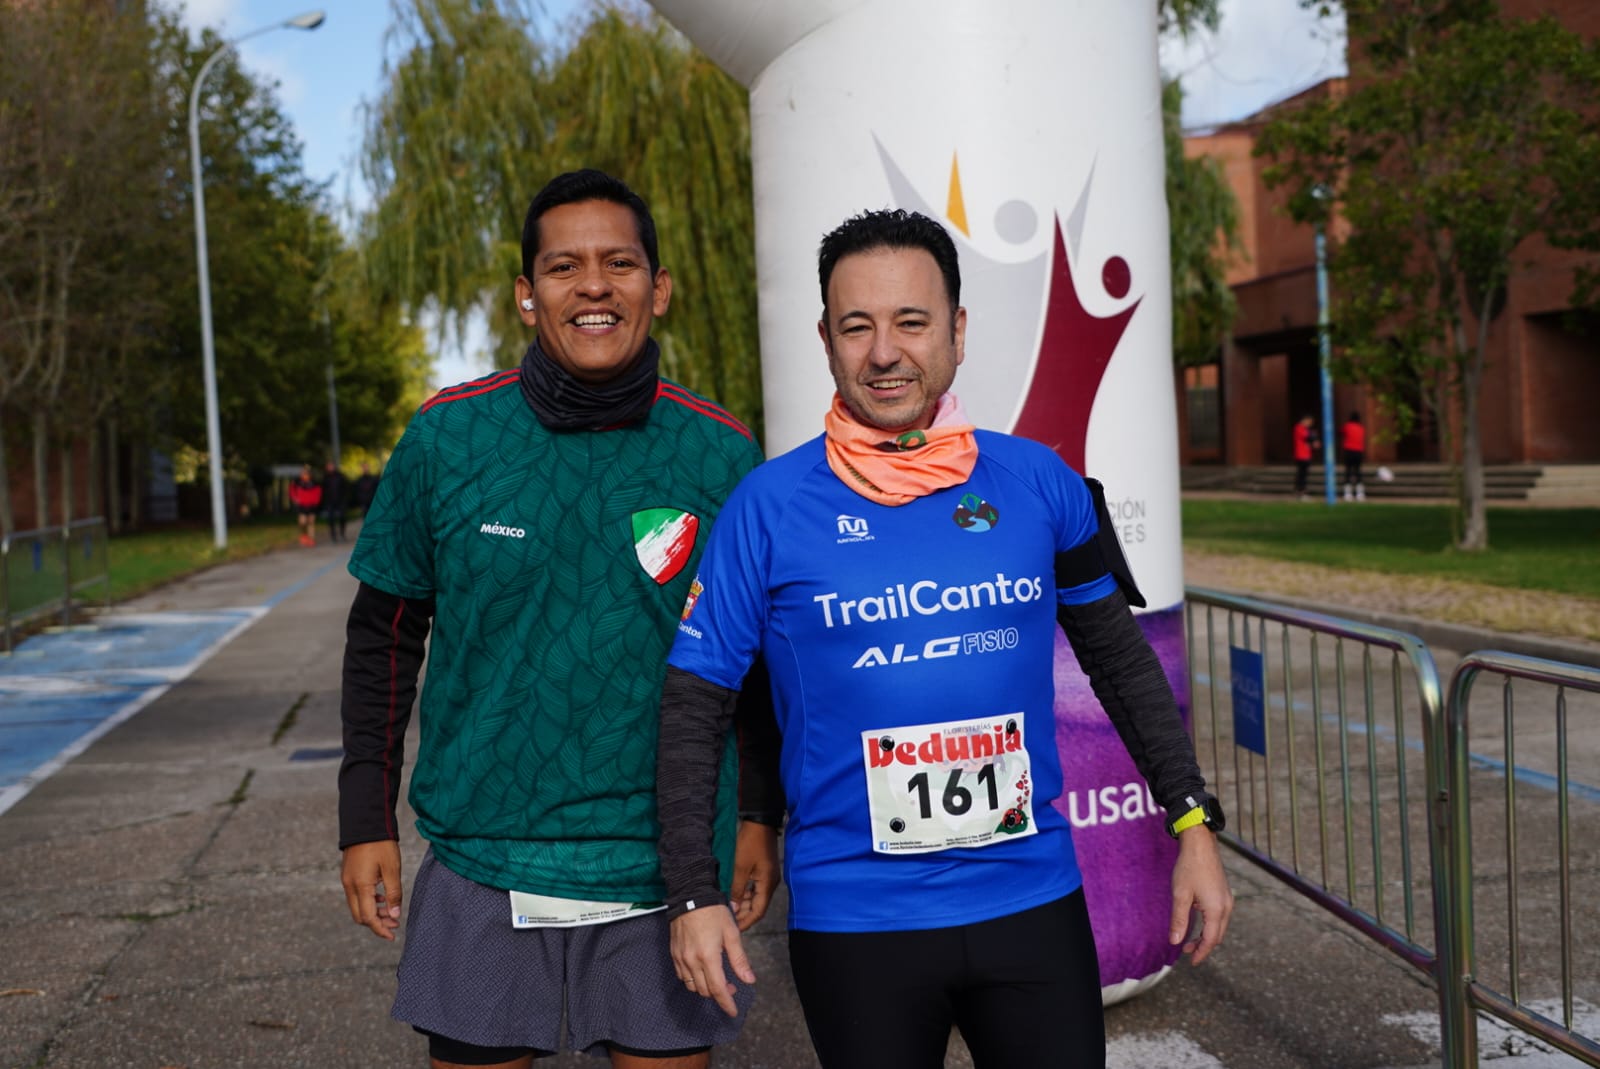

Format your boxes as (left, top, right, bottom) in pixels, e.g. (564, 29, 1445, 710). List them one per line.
(632, 508, 699, 585)
(681, 577, 704, 621)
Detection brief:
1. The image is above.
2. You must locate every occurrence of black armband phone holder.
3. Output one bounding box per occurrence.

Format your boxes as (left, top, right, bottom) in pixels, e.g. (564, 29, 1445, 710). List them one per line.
(1052, 477, 1146, 608)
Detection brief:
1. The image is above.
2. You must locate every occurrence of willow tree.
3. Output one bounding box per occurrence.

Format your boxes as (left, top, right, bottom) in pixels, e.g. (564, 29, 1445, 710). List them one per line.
(361, 0, 550, 362)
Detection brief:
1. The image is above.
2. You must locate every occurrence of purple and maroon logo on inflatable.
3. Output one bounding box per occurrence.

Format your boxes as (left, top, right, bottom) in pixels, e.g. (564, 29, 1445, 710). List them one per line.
(873, 136, 1140, 474)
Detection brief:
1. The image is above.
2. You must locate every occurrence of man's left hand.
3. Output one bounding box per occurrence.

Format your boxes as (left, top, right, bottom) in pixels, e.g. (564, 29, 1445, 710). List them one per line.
(730, 820, 780, 932)
(1169, 826, 1233, 965)
(672, 905, 754, 1018)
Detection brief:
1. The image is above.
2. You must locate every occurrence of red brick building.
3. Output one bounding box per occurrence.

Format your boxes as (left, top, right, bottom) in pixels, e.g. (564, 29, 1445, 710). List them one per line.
(1179, 1, 1600, 469)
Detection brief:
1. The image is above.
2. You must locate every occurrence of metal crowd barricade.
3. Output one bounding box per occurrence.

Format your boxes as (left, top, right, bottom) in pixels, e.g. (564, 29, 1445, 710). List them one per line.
(1, 518, 111, 653)
(1444, 652, 1600, 1067)
(1182, 588, 1465, 1063)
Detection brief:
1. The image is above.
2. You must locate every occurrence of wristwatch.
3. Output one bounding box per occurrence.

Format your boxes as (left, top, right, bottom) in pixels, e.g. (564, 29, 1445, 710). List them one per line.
(1165, 793, 1225, 838)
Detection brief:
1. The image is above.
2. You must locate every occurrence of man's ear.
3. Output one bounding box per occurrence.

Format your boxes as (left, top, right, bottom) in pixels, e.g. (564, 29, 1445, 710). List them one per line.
(953, 305, 967, 367)
(652, 267, 673, 318)
(514, 276, 537, 328)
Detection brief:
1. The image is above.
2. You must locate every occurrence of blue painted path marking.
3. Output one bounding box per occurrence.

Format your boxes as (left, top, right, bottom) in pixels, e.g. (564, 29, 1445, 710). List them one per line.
(0, 610, 265, 815)
(264, 558, 343, 609)
(0, 556, 349, 818)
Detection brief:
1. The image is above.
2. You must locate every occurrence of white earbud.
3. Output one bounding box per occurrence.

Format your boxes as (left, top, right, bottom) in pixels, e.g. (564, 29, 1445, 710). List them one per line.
(520, 298, 534, 311)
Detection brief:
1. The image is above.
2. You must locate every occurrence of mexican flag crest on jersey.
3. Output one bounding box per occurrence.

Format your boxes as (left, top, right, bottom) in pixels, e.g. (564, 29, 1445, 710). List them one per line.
(632, 508, 699, 585)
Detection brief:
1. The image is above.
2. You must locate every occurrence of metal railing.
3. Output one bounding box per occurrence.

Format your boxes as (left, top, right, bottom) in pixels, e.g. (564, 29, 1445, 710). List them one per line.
(1, 518, 111, 653)
(1186, 589, 1600, 1067)
(1185, 587, 1469, 1060)
(1444, 651, 1600, 1067)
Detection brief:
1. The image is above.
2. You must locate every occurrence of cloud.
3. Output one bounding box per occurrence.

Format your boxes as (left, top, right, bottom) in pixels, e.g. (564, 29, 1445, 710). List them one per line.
(1160, 0, 1347, 129)
(178, 0, 247, 37)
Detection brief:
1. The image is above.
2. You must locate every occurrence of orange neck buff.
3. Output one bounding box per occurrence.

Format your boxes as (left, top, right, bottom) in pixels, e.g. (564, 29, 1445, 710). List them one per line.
(823, 393, 979, 507)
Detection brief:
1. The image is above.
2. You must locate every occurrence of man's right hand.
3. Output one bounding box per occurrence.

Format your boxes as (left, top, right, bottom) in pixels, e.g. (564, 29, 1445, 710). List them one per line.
(670, 905, 755, 1018)
(341, 840, 403, 940)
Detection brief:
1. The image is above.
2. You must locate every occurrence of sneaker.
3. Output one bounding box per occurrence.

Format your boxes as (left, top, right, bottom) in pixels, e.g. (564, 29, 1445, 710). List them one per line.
(1356, 486, 1366, 501)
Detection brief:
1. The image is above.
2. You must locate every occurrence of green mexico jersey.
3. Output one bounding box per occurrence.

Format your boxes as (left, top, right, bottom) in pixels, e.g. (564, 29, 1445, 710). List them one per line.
(350, 369, 762, 900)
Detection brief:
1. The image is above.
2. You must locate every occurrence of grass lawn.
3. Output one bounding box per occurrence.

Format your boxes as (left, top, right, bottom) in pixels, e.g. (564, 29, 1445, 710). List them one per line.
(105, 517, 306, 602)
(1181, 498, 1600, 600)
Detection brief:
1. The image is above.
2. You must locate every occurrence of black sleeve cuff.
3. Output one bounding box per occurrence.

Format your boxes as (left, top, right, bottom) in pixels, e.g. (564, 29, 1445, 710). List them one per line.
(662, 891, 732, 922)
(657, 666, 741, 912)
(337, 582, 432, 849)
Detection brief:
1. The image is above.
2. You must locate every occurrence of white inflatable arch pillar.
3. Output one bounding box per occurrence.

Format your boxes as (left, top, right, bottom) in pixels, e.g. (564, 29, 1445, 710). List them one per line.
(647, 0, 1190, 1002)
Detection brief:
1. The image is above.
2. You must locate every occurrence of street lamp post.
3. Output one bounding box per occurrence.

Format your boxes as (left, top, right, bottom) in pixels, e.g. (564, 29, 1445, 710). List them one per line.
(1312, 185, 1337, 506)
(188, 11, 325, 550)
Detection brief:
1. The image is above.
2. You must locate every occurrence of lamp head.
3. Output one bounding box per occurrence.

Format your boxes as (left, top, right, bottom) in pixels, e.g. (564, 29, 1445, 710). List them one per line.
(286, 11, 325, 30)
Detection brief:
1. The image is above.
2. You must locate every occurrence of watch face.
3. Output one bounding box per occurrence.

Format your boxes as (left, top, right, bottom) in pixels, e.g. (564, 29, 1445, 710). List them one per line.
(1203, 796, 1226, 832)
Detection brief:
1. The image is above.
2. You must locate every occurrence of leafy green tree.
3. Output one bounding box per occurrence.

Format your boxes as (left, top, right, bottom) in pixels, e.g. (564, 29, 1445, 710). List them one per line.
(1258, 0, 1600, 550)
(0, 2, 425, 532)
(320, 245, 435, 456)
(0, 0, 169, 531)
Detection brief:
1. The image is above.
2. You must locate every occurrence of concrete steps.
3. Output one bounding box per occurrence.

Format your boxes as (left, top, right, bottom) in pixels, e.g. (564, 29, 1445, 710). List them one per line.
(1182, 463, 1600, 504)
(1526, 464, 1600, 505)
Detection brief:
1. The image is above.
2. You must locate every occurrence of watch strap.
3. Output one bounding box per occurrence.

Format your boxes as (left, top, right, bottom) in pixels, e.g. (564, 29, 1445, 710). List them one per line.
(1170, 805, 1209, 835)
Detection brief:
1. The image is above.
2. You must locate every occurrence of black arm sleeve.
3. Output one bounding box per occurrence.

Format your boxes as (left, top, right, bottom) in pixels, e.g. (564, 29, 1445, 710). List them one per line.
(337, 581, 433, 849)
(1055, 589, 1207, 821)
(735, 656, 785, 827)
(657, 666, 741, 917)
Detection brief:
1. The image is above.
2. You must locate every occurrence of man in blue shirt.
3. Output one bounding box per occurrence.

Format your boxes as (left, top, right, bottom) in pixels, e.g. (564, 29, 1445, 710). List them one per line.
(656, 209, 1232, 1069)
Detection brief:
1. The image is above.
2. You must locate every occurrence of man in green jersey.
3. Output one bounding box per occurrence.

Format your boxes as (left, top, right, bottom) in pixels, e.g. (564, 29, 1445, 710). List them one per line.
(338, 170, 781, 1069)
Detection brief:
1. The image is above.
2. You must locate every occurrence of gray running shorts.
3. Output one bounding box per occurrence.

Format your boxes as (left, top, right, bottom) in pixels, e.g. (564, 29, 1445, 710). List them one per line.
(391, 848, 753, 1057)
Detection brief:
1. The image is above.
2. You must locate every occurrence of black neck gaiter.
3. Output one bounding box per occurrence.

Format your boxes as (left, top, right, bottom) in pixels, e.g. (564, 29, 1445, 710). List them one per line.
(518, 336, 660, 431)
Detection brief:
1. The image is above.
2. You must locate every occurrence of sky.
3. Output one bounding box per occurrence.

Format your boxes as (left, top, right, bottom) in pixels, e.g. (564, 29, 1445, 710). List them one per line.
(1161, 0, 1348, 131)
(177, 0, 1347, 387)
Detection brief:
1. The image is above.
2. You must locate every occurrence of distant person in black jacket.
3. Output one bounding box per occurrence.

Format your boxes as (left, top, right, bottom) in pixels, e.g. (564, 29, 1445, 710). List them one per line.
(323, 461, 349, 543)
(352, 463, 380, 516)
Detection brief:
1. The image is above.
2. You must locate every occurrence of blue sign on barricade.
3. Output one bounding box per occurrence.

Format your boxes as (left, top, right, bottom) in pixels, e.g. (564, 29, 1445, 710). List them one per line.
(1229, 644, 1266, 755)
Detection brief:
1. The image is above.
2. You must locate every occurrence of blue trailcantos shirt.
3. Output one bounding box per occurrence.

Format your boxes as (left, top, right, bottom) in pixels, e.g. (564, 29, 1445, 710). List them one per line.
(668, 430, 1116, 932)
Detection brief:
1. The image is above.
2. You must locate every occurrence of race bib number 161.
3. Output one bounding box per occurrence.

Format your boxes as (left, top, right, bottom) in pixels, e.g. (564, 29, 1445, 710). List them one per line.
(861, 712, 1036, 854)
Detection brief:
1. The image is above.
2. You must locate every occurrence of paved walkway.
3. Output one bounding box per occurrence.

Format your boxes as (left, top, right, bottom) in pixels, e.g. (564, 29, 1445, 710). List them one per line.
(1, 538, 1594, 1068)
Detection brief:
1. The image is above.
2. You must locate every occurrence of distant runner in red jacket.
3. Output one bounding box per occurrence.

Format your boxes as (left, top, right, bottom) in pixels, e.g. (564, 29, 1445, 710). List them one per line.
(288, 464, 323, 546)
(1293, 414, 1316, 500)
(1341, 412, 1366, 501)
